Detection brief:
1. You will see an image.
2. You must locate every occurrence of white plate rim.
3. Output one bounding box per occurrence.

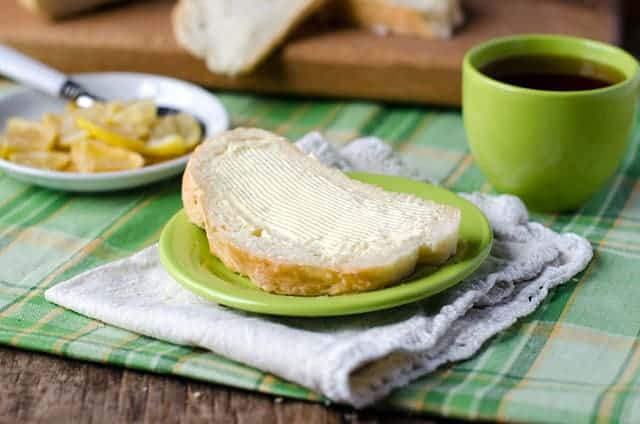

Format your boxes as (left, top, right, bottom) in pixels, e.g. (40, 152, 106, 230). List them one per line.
(0, 152, 190, 181)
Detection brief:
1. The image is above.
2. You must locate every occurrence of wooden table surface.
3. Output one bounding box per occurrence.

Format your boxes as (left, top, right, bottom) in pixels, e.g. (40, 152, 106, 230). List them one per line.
(0, 347, 445, 423)
(2, 1, 639, 423)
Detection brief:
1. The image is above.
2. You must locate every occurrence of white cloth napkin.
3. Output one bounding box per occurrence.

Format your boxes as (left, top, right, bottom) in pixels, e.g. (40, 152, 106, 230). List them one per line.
(45, 133, 592, 408)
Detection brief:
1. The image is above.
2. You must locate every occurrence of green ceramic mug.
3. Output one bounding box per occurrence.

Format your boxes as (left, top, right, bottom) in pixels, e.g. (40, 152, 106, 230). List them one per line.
(463, 34, 640, 212)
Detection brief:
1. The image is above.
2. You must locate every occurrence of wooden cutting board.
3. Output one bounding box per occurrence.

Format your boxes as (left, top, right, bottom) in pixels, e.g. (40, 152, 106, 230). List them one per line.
(0, 0, 619, 105)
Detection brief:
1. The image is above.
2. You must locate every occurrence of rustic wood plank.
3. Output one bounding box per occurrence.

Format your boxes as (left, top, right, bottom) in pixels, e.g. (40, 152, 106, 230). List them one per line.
(0, 347, 449, 423)
(0, 0, 619, 105)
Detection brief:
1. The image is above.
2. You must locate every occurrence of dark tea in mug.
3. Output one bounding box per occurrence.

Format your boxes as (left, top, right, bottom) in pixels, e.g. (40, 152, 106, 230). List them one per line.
(479, 54, 626, 91)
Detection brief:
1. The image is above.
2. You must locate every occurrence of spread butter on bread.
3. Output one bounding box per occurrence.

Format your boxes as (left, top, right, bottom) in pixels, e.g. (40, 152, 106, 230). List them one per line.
(182, 128, 461, 296)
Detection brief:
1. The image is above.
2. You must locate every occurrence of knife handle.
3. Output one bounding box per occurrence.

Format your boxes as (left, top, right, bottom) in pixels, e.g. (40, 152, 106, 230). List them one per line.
(0, 43, 68, 97)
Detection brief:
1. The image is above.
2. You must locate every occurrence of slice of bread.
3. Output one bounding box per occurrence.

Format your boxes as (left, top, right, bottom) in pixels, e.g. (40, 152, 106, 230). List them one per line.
(182, 128, 461, 296)
(336, 0, 464, 39)
(173, 0, 326, 76)
(18, 0, 121, 19)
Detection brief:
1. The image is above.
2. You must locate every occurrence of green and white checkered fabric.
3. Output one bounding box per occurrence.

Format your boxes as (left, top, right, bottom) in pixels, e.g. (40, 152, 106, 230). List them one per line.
(1, 82, 640, 423)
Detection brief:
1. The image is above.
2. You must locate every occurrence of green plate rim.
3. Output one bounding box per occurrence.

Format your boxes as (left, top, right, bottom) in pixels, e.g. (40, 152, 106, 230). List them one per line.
(159, 172, 493, 317)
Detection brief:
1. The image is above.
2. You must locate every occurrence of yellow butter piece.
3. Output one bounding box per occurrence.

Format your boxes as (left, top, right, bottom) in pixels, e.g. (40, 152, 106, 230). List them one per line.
(8, 151, 70, 171)
(175, 112, 202, 148)
(114, 99, 156, 128)
(150, 112, 202, 150)
(70, 139, 144, 173)
(61, 114, 86, 148)
(42, 113, 61, 131)
(4, 117, 56, 152)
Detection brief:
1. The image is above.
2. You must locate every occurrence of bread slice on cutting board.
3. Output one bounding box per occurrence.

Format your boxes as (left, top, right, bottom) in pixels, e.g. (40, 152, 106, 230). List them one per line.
(173, 0, 326, 76)
(182, 128, 461, 296)
(18, 0, 121, 19)
(173, 0, 462, 76)
(336, 0, 464, 39)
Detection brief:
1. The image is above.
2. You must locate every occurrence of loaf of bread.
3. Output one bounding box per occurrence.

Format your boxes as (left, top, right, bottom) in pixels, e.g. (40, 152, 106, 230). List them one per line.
(336, 0, 464, 39)
(173, 0, 326, 76)
(18, 0, 121, 19)
(182, 128, 461, 296)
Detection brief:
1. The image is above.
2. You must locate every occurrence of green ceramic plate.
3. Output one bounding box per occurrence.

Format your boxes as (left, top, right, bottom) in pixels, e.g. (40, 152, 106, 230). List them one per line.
(159, 173, 493, 317)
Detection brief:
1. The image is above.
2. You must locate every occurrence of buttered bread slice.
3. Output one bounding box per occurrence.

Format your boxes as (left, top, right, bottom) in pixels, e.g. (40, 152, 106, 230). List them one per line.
(182, 128, 461, 296)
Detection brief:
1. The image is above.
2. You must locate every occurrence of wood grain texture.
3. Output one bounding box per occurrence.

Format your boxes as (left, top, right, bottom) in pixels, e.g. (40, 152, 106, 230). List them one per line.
(0, 0, 619, 105)
(0, 347, 448, 424)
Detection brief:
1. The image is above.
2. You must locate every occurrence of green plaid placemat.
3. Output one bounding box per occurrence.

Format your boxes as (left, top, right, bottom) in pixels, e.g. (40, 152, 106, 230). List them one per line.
(1, 83, 639, 423)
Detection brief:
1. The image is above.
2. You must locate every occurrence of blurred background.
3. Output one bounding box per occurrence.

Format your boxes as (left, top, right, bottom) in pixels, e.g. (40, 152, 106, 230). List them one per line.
(2, 0, 638, 106)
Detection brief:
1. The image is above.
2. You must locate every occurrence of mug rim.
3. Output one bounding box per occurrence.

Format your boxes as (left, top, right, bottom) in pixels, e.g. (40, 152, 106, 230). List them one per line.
(464, 34, 640, 97)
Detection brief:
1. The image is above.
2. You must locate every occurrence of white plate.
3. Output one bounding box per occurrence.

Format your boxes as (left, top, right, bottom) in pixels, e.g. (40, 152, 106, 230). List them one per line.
(0, 72, 229, 192)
